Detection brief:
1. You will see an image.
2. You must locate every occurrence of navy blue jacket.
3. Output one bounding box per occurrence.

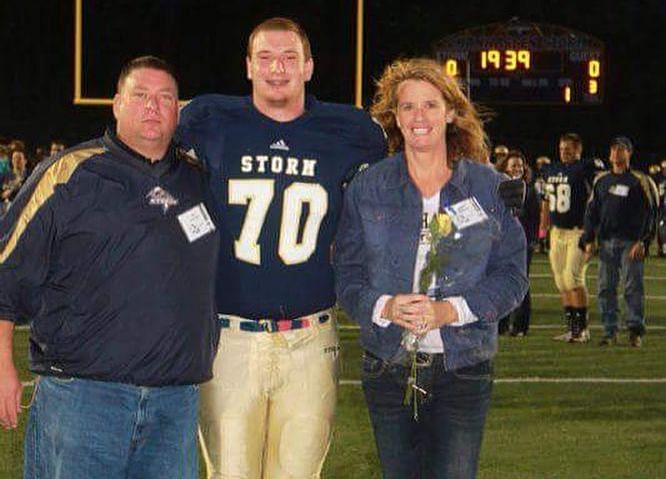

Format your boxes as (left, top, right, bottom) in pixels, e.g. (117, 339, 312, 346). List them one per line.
(0, 131, 220, 386)
(581, 169, 658, 246)
(334, 155, 528, 370)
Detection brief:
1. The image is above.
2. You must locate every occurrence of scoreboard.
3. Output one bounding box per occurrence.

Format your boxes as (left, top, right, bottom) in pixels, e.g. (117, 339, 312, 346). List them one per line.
(433, 19, 605, 105)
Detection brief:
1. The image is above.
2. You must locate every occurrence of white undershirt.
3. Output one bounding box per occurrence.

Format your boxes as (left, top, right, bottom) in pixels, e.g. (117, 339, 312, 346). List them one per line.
(372, 192, 478, 352)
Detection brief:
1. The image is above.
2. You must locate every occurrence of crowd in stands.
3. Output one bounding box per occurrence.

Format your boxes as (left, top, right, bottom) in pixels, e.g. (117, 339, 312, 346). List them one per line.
(0, 137, 64, 215)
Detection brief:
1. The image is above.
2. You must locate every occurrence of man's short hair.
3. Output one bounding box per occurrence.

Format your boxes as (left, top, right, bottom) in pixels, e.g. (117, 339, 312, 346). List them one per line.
(494, 144, 509, 156)
(116, 56, 178, 94)
(559, 132, 582, 147)
(247, 17, 312, 60)
(610, 136, 633, 152)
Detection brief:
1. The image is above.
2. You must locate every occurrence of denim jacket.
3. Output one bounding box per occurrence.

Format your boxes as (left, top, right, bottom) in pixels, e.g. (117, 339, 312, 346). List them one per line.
(334, 153, 528, 370)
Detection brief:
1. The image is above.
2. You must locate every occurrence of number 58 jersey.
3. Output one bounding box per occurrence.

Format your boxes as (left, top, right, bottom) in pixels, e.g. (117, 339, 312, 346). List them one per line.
(178, 95, 386, 319)
(543, 157, 605, 229)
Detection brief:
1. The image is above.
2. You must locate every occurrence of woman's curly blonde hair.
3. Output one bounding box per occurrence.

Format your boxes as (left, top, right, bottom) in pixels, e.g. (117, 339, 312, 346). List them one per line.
(370, 58, 490, 163)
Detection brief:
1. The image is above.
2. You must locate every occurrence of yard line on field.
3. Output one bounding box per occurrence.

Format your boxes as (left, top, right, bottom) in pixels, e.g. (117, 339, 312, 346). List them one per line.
(20, 378, 666, 388)
(339, 377, 666, 385)
(19, 324, 666, 333)
(533, 258, 666, 267)
(494, 377, 666, 384)
(339, 324, 666, 331)
(530, 273, 666, 280)
(532, 293, 666, 300)
(527, 324, 666, 330)
(532, 259, 553, 264)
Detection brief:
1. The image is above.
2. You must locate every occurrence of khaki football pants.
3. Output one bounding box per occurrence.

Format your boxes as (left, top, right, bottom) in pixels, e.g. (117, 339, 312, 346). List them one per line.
(199, 309, 339, 479)
(549, 227, 588, 292)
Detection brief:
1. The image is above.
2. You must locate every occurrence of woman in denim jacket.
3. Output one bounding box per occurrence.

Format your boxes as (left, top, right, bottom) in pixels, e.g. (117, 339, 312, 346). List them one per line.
(334, 58, 528, 479)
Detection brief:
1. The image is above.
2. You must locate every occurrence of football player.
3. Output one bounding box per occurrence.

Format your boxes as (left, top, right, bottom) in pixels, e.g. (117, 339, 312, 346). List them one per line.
(651, 161, 666, 256)
(177, 17, 386, 479)
(540, 133, 604, 342)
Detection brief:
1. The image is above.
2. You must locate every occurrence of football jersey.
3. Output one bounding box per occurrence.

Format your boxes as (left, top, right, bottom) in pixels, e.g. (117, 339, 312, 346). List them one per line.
(658, 174, 666, 209)
(178, 95, 386, 319)
(542, 157, 604, 229)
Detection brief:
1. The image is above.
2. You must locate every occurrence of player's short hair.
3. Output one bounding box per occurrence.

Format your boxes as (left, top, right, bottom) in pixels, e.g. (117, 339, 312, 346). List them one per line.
(559, 132, 583, 148)
(370, 57, 490, 162)
(116, 56, 178, 95)
(247, 17, 312, 60)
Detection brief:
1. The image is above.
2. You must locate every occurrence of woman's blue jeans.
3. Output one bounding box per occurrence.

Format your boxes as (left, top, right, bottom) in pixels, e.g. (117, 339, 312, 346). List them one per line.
(362, 352, 493, 479)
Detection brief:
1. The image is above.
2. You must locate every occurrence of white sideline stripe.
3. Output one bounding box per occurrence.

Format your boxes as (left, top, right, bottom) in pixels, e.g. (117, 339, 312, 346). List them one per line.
(340, 377, 666, 386)
(21, 378, 666, 388)
(339, 324, 666, 331)
(531, 273, 666, 280)
(531, 293, 666, 300)
(18, 324, 666, 333)
(533, 258, 666, 267)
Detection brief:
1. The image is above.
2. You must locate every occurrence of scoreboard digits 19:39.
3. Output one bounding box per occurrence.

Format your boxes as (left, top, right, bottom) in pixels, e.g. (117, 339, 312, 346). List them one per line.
(433, 19, 604, 105)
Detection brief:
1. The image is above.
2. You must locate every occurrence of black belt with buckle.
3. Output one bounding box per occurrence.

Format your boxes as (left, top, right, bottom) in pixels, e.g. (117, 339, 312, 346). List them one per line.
(415, 352, 446, 368)
(366, 349, 443, 368)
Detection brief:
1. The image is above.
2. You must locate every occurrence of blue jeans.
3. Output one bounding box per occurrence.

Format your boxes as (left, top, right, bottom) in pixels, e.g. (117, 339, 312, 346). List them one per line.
(24, 376, 199, 479)
(362, 352, 493, 479)
(597, 239, 646, 337)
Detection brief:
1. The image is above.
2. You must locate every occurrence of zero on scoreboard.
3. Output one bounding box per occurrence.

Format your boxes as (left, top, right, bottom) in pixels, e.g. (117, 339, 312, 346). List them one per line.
(433, 19, 605, 105)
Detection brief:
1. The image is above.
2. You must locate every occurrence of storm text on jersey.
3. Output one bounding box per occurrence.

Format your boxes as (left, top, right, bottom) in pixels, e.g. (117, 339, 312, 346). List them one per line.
(240, 155, 317, 177)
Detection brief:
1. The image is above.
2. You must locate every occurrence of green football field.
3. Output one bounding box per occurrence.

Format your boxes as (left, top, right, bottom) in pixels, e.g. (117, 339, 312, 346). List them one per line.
(2, 253, 665, 478)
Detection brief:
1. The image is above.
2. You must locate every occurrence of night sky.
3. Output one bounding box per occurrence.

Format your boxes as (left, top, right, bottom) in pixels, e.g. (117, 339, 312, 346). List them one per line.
(2, 0, 665, 167)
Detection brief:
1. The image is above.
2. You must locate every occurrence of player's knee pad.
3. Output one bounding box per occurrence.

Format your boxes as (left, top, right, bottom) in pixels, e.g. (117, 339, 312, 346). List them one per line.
(560, 270, 576, 291)
(552, 272, 566, 292)
(277, 415, 331, 478)
(561, 269, 585, 291)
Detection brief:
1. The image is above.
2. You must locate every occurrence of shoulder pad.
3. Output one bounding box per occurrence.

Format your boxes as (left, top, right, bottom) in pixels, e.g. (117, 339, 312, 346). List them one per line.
(593, 170, 611, 185)
(176, 147, 203, 170)
(593, 157, 606, 169)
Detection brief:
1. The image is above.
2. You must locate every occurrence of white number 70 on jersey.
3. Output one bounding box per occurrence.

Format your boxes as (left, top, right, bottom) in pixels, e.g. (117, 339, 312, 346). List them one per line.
(229, 179, 328, 265)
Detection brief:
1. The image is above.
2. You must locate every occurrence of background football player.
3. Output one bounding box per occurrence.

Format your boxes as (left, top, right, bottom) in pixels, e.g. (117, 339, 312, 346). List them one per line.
(540, 132, 604, 342)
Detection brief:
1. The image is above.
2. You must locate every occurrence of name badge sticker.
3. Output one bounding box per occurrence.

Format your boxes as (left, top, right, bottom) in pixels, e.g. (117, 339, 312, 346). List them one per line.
(178, 203, 216, 243)
(445, 197, 488, 230)
(611, 184, 629, 197)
